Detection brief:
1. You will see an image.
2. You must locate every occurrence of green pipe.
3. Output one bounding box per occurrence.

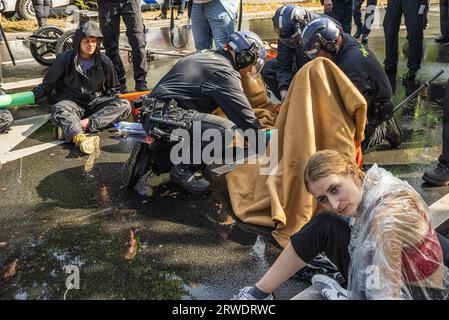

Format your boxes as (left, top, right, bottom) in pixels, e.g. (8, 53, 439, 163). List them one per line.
(0, 91, 35, 109)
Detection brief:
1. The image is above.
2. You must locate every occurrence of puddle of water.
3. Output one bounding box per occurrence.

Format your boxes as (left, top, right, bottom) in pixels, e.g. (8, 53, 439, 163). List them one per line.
(1, 215, 188, 300)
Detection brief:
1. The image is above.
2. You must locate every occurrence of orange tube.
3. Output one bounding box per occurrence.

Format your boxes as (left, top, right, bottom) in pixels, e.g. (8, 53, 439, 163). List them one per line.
(354, 139, 363, 168)
(118, 90, 151, 102)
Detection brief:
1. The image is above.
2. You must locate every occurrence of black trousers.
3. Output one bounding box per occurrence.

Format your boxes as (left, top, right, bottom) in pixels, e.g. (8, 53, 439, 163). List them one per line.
(51, 97, 131, 140)
(32, 0, 50, 19)
(98, 0, 148, 87)
(325, 0, 354, 34)
(441, 0, 449, 38)
(290, 211, 449, 285)
(440, 78, 449, 165)
(383, 0, 426, 72)
(353, 0, 378, 35)
(260, 58, 282, 101)
(161, 0, 186, 15)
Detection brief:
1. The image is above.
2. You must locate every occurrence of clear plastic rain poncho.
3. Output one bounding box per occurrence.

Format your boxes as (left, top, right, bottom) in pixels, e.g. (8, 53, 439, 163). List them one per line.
(347, 164, 449, 300)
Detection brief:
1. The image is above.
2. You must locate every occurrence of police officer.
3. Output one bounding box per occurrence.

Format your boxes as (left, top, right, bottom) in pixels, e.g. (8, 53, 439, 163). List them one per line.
(321, 0, 354, 34)
(436, 0, 449, 43)
(423, 78, 449, 186)
(123, 31, 266, 194)
(32, 0, 50, 27)
(97, 0, 148, 93)
(353, 0, 377, 44)
(261, 4, 321, 101)
(383, 0, 428, 81)
(301, 17, 402, 152)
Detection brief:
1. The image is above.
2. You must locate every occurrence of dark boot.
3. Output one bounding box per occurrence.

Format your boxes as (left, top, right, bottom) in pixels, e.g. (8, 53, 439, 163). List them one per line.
(435, 35, 449, 43)
(385, 116, 402, 148)
(170, 164, 211, 194)
(405, 69, 418, 81)
(423, 162, 449, 186)
(361, 34, 368, 45)
(118, 84, 128, 94)
(353, 28, 362, 39)
(37, 17, 47, 28)
(135, 81, 149, 92)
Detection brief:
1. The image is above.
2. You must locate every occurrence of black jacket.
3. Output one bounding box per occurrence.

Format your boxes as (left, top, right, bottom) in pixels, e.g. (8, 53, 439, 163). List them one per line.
(335, 33, 394, 123)
(33, 21, 120, 106)
(276, 41, 310, 92)
(148, 50, 262, 132)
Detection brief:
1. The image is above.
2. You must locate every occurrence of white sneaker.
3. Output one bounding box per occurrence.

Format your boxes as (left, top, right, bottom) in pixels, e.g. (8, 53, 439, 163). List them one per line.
(312, 274, 349, 300)
(231, 286, 273, 300)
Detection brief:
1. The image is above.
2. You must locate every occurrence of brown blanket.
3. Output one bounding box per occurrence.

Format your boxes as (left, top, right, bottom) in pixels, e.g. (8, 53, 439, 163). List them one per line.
(213, 73, 279, 129)
(226, 57, 367, 247)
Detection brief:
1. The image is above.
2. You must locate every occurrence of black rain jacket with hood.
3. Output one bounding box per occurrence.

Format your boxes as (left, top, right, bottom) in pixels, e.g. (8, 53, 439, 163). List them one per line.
(33, 21, 120, 106)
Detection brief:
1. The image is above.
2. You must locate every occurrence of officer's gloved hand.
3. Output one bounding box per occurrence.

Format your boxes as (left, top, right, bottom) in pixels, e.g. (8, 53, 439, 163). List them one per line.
(280, 90, 287, 102)
(379, 101, 394, 122)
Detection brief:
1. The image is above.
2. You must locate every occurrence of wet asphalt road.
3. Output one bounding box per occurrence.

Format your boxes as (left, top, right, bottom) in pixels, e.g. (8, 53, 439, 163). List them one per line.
(1, 6, 449, 300)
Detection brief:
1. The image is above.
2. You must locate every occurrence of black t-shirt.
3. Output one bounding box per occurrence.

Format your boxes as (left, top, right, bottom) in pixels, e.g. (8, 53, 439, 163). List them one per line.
(149, 50, 262, 131)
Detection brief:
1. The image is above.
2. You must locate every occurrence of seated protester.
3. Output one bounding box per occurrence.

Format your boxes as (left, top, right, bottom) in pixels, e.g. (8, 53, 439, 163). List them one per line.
(123, 31, 265, 194)
(261, 4, 320, 101)
(301, 17, 402, 152)
(32, 21, 131, 155)
(423, 77, 449, 186)
(233, 150, 449, 300)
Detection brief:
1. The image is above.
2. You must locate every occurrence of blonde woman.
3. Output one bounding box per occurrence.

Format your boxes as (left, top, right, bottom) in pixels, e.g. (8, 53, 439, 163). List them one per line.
(233, 150, 449, 300)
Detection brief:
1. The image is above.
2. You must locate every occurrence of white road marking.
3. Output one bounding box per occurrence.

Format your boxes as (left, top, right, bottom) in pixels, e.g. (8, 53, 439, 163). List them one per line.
(0, 140, 65, 165)
(0, 114, 50, 155)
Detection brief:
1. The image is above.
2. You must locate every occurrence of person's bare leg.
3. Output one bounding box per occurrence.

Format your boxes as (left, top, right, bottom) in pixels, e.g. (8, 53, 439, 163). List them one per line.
(255, 242, 307, 293)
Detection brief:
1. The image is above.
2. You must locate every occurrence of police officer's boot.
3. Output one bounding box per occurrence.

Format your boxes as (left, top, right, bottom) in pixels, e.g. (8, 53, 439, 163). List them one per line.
(170, 164, 211, 194)
(135, 81, 149, 92)
(423, 162, 449, 186)
(37, 17, 47, 28)
(361, 34, 368, 45)
(353, 28, 362, 39)
(385, 116, 402, 148)
(435, 35, 449, 43)
(405, 69, 418, 81)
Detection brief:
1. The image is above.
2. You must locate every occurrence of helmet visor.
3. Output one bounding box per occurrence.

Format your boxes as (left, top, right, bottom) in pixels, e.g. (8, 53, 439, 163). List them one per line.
(249, 46, 267, 78)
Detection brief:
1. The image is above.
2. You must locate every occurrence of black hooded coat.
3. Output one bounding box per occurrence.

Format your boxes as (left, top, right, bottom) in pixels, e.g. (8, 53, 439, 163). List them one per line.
(33, 21, 120, 106)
